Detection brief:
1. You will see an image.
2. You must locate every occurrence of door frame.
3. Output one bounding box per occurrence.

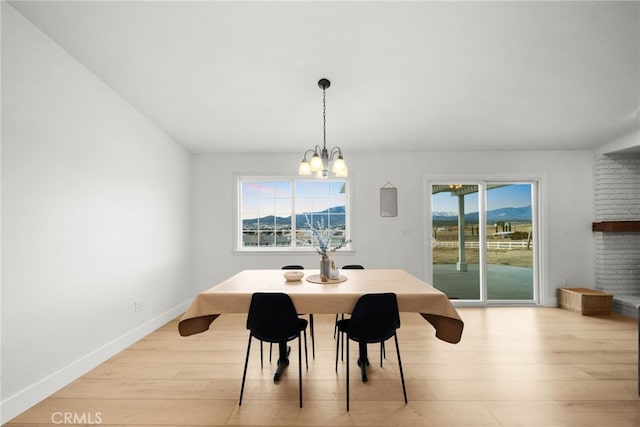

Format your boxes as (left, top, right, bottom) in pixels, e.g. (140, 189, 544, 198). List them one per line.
(424, 174, 546, 307)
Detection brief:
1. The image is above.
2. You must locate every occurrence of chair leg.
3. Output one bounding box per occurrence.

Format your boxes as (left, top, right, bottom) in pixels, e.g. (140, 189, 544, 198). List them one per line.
(310, 314, 315, 359)
(260, 340, 263, 369)
(239, 334, 253, 406)
(298, 332, 303, 408)
(334, 313, 344, 338)
(303, 329, 309, 369)
(346, 336, 350, 411)
(394, 333, 408, 404)
(269, 342, 273, 362)
(335, 326, 344, 371)
(338, 315, 346, 360)
(335, 327, 340, 371)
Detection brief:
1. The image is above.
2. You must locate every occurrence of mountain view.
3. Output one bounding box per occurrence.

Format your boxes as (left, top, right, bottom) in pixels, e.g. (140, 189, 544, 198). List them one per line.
(243, 206, 346, 229)
(432, 206, 532, 224)
(243, 205, 531, 229)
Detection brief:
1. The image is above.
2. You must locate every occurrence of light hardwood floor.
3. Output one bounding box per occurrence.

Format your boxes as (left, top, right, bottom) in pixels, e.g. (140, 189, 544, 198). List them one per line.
(6, 308, 640, 426)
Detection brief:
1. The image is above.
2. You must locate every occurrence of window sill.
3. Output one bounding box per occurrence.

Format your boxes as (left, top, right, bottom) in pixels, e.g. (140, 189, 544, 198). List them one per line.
(233, 248, 355, 255)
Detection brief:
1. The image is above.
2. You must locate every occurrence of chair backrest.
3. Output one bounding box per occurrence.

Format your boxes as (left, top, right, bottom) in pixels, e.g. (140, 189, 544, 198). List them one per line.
(246, 293, 302, 342)
(342, 264, 364, 269)
(282, 265, 304, 270)
(347, 293, 400, 343)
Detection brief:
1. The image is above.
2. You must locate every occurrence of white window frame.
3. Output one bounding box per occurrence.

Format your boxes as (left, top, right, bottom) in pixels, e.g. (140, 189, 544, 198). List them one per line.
(235, 175, 352, 252)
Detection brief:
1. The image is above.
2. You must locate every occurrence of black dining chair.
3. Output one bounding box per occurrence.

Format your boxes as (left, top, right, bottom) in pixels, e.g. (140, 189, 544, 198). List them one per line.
(239, 292, 308, 408)
(260, 265, 312, 364)
(334, 265, 365, 337)
(281, 265, 315, 360)
(334, 265, 366, 362)
(335, 292, 407, 411)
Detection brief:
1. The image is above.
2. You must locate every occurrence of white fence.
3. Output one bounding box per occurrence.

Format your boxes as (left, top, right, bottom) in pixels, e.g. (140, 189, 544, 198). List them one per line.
(434, 240, 529, 250)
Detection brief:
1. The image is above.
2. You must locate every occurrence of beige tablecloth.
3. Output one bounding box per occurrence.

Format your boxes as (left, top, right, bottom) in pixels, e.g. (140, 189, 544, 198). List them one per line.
(178, 269, 464, 344)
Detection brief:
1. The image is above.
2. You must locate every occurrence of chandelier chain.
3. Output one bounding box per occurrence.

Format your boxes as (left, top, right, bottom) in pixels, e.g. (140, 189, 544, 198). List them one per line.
(322, 87, 327, 149)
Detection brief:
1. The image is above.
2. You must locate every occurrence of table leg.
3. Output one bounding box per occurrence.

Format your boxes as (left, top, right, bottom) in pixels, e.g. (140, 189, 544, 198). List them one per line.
(274, 342, 290, 382)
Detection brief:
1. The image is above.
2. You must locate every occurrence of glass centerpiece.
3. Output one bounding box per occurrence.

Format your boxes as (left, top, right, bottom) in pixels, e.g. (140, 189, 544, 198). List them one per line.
(304, 215, 350, 282)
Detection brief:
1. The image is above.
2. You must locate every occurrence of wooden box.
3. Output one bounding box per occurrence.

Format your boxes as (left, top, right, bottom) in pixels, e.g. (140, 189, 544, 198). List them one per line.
(558, 287, 613, 315)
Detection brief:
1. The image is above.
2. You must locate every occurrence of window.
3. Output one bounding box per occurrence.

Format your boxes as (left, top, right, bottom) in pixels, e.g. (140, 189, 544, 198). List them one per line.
(238, 177, 350, 251)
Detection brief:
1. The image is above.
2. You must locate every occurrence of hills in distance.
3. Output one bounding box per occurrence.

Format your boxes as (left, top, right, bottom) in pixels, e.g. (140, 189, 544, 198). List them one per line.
(243, 206, 346, 229)
(243, 205, 531, 228)
(433, 205, 532, 223)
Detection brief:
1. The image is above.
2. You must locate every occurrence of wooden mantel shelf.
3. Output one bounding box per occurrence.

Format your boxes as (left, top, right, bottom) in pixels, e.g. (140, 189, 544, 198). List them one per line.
(592, 221, 640, 232)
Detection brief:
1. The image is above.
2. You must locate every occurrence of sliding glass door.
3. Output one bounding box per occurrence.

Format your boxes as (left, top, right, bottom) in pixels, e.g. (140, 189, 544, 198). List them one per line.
(431, 184, 481, 300)
(431, 181, 537, 304)
(485, 183, 535, 301)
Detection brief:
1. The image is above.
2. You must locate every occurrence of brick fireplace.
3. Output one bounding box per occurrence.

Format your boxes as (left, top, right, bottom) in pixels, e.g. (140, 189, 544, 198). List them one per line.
(593, 152, 640, 317)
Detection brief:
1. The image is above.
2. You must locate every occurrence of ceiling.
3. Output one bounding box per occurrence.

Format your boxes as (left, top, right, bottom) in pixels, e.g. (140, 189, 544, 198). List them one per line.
(8, 1, 640, 154)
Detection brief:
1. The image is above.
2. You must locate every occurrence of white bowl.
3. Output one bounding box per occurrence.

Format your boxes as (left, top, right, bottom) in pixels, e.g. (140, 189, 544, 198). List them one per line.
(284, 271, 304, 282)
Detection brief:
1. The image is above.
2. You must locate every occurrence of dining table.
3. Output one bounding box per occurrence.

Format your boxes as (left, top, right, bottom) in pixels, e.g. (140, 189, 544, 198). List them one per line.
(178, 268, 464, 380)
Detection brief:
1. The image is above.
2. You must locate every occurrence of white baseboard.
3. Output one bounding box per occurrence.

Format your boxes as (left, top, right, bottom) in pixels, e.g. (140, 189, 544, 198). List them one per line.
(1, 299, 191, 424)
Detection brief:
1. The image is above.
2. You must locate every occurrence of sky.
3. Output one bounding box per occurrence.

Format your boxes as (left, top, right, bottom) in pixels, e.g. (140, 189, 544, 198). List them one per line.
(432, 184, 532, 213)
(241, 179, 347, 219)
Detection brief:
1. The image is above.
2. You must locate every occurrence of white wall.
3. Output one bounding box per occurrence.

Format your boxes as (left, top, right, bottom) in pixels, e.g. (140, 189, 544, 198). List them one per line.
(1, 5, 192, 422)
(192, 150, 595, 307)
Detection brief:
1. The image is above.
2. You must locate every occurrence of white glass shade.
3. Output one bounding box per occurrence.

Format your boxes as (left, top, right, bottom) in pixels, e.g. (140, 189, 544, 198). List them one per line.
(310, 153, 323, 171)
(298, 161, 311, 175)
(332, 157, 346, 174)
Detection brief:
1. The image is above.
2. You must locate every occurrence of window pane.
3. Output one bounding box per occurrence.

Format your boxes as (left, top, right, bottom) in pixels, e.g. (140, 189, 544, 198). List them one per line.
(259, 182, 276, 198)
(242, 230, 258, 246)
(486, 183, 534, 301)
(274, 198, 291, 216)
(296, 181, 314, 197)
(328, 213, 345, 228)
(258, 198, 274, 217)
(274, 181, 292, 197)
(240, 177, 348, 250)
(260, 231, 275, 247)
(432, 184, 480, 300)
(296, 198, 314, 216)
(329, 181, 345, 195)
(241, 198, 259, 225)
(312, 198, 331, 214)
(241, 182, 260, 199)
(275, 229, 292, 247)
(312, 181, 330, 197)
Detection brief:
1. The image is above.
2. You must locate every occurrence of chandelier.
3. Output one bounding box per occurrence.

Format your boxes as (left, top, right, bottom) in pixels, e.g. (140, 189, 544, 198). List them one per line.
(298, 78, 348, 179)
